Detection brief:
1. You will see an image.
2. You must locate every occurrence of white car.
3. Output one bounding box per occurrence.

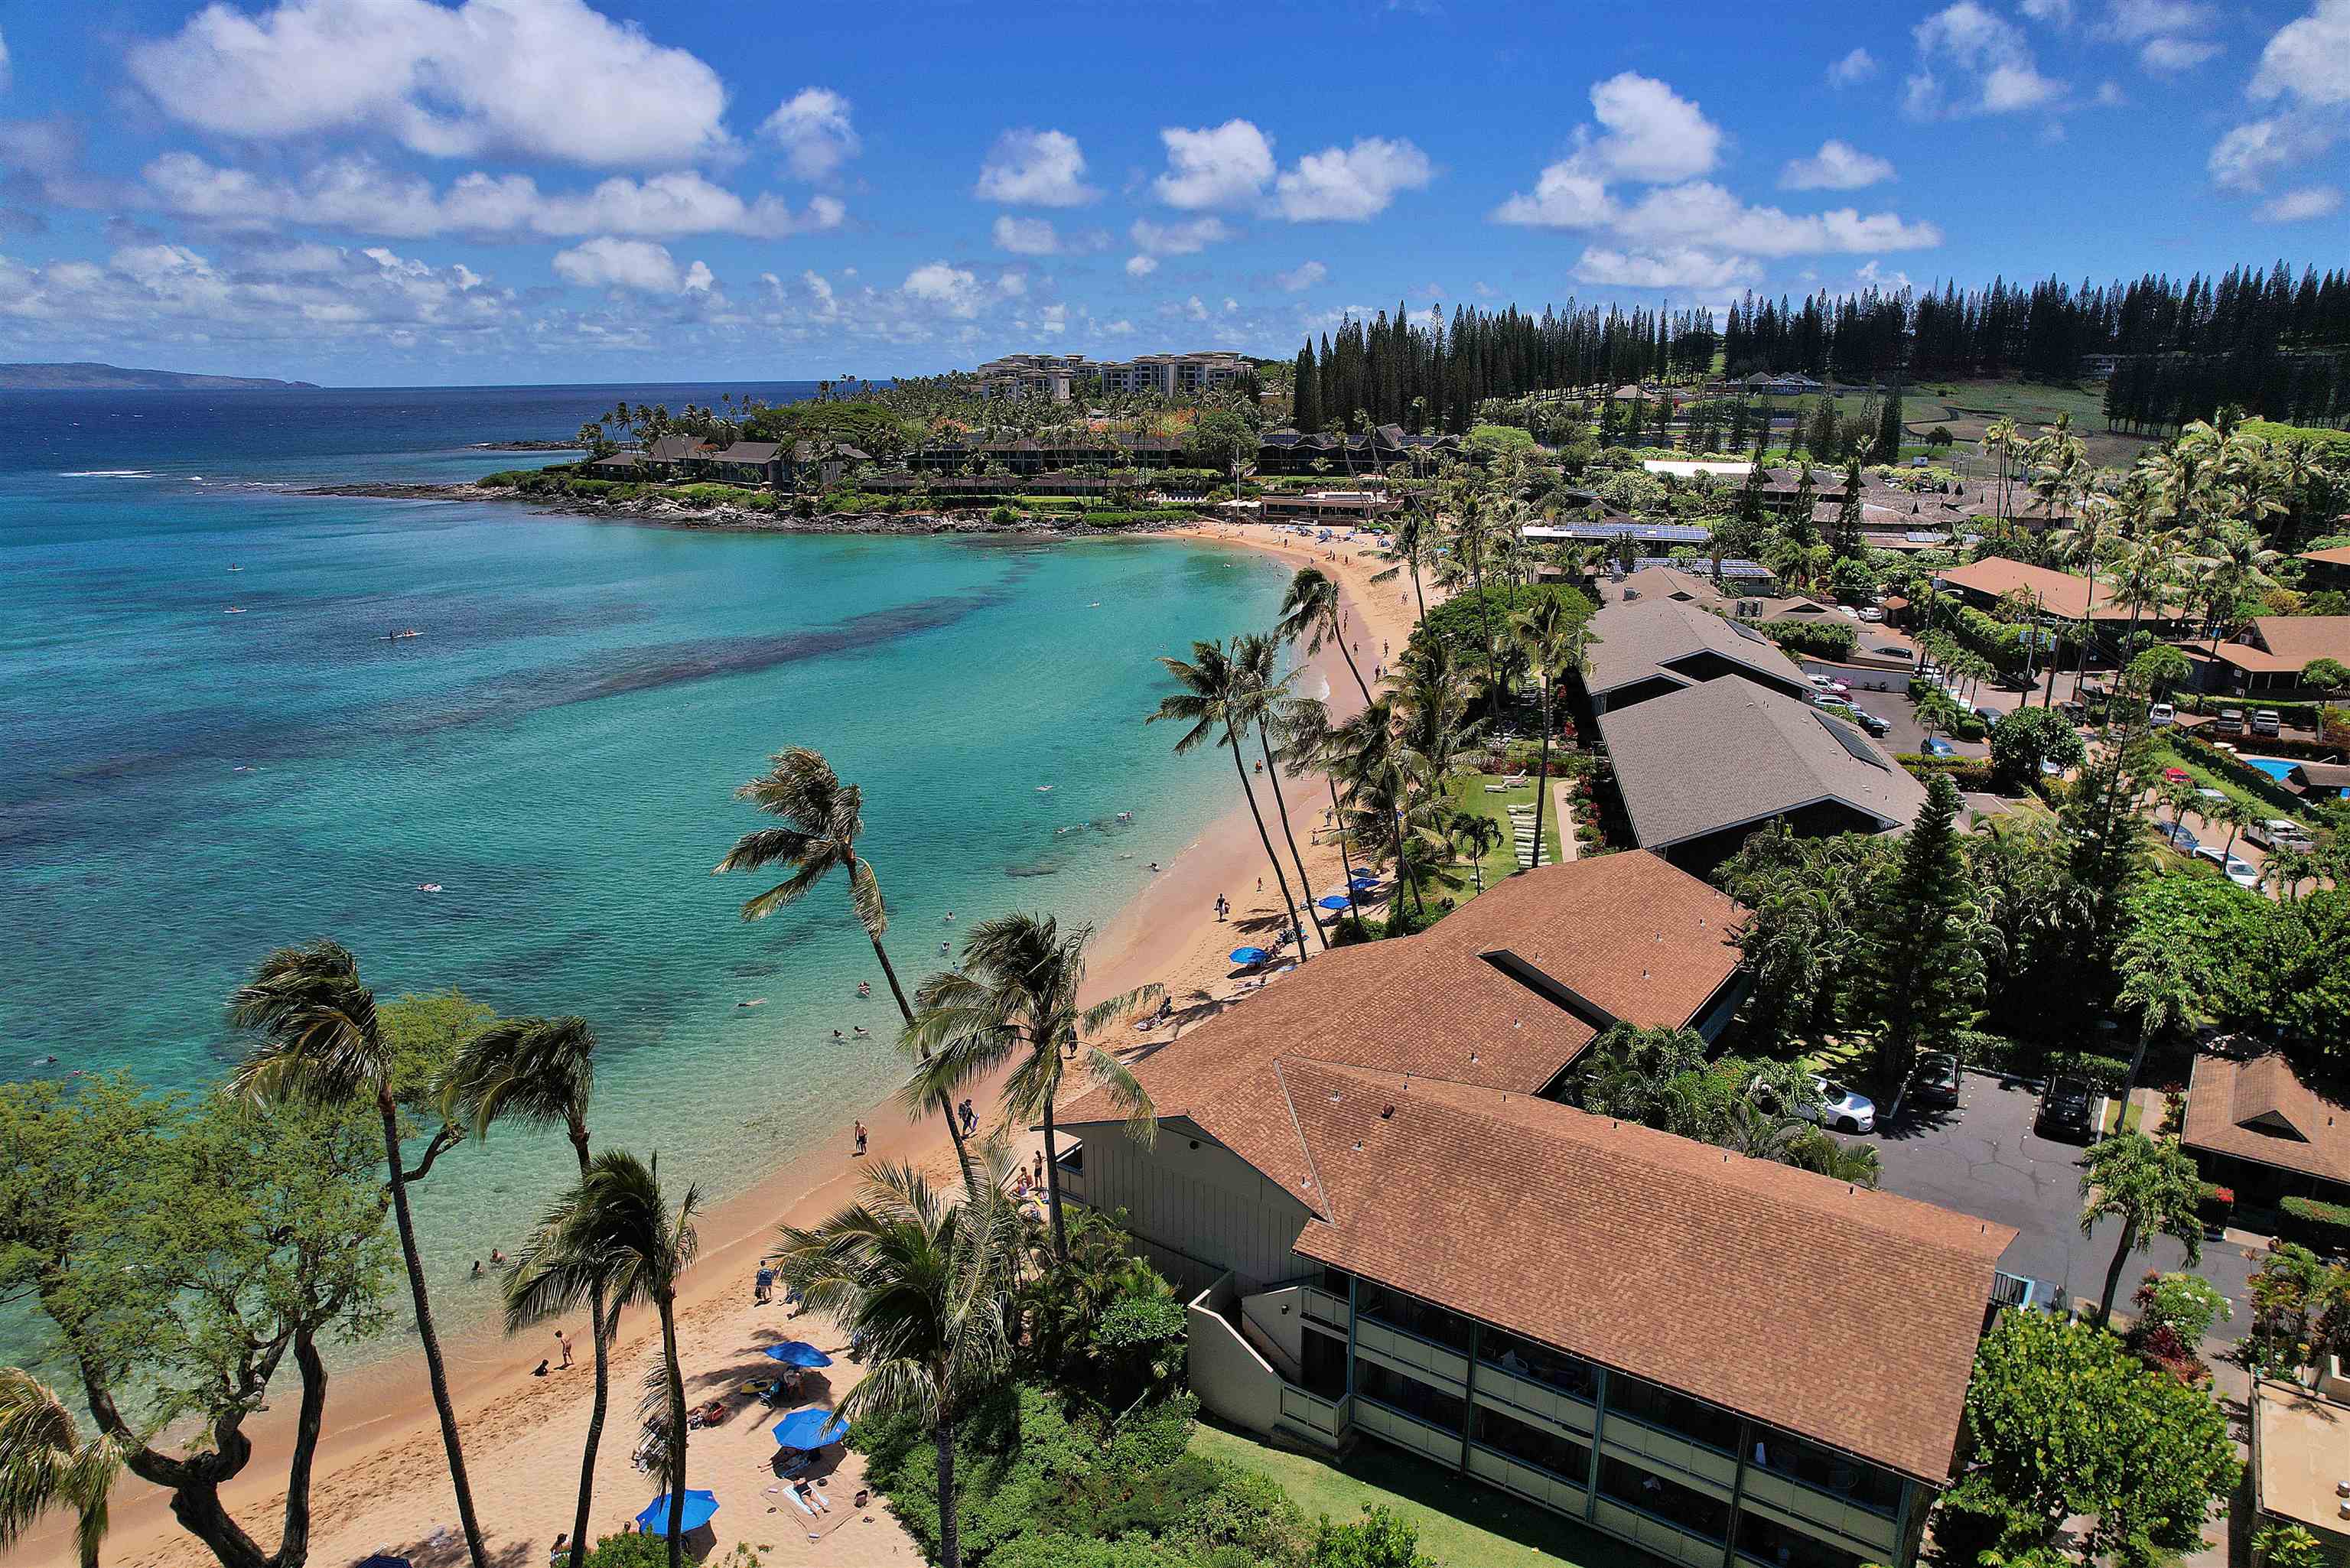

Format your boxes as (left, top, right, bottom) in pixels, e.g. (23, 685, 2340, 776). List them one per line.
(2148, 702, 2176, 727)
(1811, 1077, 1876, 1134)
(2260, 819, 2315, 853)
(2193, 846, 2259, 888)
(1859, 607, 1885, 623)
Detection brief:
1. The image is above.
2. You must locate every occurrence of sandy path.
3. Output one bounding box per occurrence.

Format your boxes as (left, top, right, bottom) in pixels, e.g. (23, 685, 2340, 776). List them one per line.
(39, 523, 1422, 1568)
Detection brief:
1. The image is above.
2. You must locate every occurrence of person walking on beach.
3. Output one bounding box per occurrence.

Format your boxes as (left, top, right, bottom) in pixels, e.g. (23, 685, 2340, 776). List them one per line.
(555, 1328, 573, 1370)
(852, 1120, 867, 1157)
(958, 1098, 978, 1137)
(754, 1264, 775, 1304)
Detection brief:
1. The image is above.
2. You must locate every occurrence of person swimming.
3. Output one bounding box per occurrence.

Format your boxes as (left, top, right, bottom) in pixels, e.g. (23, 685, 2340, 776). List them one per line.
(853, 1026, 869, 1038)
(832, 1029, 845, 1041)
(737, 998, 766, 1008)
(856, 981, 871, 997)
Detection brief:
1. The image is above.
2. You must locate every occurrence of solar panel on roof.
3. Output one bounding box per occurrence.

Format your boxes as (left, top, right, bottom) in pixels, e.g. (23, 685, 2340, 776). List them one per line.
(1813, 711, 1889, 772)
(1726, 620, 1769, 644)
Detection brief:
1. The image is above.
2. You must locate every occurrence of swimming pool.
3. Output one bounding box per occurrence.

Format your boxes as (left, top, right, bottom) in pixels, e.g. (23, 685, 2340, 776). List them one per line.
(2242, 756, 2299, 781)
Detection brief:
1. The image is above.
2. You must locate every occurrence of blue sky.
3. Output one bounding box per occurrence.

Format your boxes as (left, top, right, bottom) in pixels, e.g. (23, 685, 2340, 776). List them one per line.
(0, 0, 2342, 385)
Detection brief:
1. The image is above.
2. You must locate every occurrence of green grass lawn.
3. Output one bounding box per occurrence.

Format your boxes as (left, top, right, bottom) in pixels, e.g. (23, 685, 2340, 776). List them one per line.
(2149, 736, 2310, 828)
(1190, 1420, 1644, 1568)
(1445, 773, 1565, 887)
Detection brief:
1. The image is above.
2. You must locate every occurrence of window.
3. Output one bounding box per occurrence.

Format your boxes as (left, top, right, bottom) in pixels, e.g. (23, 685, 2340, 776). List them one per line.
(1598, 1456, 1730, 1543)
(1607, 1374, 1741, 1454)
(1747, 1428, 1902, 1516)
(1478, 1328, 1599, 1403)
(1473, 1404, 1592, 1484)
(1356, 1358, 1466, 1434)
(1736, 1509, 1871, 1568)
(1356, 1280, 1473, 1355)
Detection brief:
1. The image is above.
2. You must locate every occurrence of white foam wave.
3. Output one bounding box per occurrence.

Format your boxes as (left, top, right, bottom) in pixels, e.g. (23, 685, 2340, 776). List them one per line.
(60, 470, 155, 479)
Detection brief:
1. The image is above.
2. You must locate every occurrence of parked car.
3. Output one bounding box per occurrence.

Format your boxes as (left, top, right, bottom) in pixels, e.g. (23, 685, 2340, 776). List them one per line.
(2036, 1076, 2094, 1140)
(2218, 708, 2245, 731)
(1972, 706, 2002, 730)
(1911, 1052, 1962, 1108)
(1860, 607, 1885, 623)
(2253, 709, 2283, 736)
(2160, 766, 2190, 784)
(1847, 708, 1890, 737)
(1807, 673, 1851, 696)
(2148, 702, 2176, 727)
(2159, 820, 2200, 852)
(1922, 736, 1958, 758)
(2059, 699, 2088, 722)
(2193, 845, 2260, 887)
(1810, 1078, 1876, 1134)
(2258, 819, 2315, 853)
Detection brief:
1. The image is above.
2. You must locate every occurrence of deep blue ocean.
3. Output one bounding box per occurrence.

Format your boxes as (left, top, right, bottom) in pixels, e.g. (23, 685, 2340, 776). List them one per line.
(0, 382, 1289, 1344)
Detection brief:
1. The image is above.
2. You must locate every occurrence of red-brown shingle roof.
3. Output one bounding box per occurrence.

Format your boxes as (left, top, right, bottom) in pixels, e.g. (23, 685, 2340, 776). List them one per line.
(2182, 1052, 2350, 1184)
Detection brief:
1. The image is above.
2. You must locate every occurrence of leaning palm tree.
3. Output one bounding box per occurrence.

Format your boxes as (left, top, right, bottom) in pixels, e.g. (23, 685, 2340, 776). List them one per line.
(1233, 633, 1329, 951)
(771, 1150, 1024, 1568)
(1372, 505, 1434, 625)
(901, 913, 1158, 1258)
(441, 1017, 607, 1568)
(0, 1368, 120, 1568)
(227, 942, 487, 1568)
(1276, 695, 1363, 901)
(1330, 695, 1421, 929)
(717, 748, 917, 1025)
(1150, 639, 1309, 955)
(1278, 566, 1372, 708)
(506, 1153, 701, 1568)
(1508, 597, 1592, 873)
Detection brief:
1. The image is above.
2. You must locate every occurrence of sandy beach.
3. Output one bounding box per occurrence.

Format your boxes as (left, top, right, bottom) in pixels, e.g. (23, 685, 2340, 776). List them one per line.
(36, 522, 1422, 1568)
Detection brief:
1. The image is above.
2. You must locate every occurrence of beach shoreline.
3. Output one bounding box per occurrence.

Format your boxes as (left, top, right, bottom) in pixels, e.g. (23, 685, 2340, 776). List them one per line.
(46, 519, 1420, 1568)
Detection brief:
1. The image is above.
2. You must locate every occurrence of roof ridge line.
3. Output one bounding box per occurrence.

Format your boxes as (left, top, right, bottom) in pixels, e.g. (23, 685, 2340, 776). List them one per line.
(1272, 1057, 1337, 1226)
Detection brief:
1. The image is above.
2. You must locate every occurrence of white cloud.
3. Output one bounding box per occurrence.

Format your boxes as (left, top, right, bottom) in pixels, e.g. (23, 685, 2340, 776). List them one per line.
(1581, 73, 1722, 182)
(127, 0, 730, 166)
(1277, 259, 1328, 291)
(1904, 3, 2065, 117)
(551, 236, 710, 294)
(2251, 0, 2350, 106)
(974, 128, 1097, 207)
(2257, 184, 2342, 220)
(1125, 255, 1157, 278)
(1826, 47, 1877, 86)
(140, 153, 843, 239)
(1130, 215, 1229, 255)
(0, 28, 11, 93)
(2140, 37, 2220, 70)
(1611, 183, 1941, 255)
(1272, 137, 1433, 220)
(2019, 0, 2073, 23)
(1492, 161, 1614, 227)
(2207, 115, 2339, 190)
(2102, 0, 2214, 38)
(1574, 247, 1758, 290)
(901, 261, 988, 317)
(2094, 80, 2130, 105)
(760, 88, 858, 179)
(991, 214, 1060, 255)
(1153, 119, 1275, 209)
(1183, 294, 1208, 321)
(1778, 139, 1896, 190)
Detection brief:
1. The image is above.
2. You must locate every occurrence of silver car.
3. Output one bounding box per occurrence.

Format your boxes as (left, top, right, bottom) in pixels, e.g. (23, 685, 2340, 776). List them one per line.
(1811, 1076, 1876, 1134)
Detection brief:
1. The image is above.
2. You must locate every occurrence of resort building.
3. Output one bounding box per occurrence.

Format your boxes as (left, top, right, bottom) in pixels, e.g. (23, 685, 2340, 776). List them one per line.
(1053, 856, 2012, 1568)
(2208, 616, 2350, 697)
(1256, 426, 1459, 476)
(1257, 490, 1401, 525)
(2300, 545, 2350, 595)
(2179, 1049, 2350, 1213)
(974, 351, 1255, 402)
(1582, 597, 1815, 716)
(1930, 557, 2138, 627)
(2251, 1378, 2350, 1566)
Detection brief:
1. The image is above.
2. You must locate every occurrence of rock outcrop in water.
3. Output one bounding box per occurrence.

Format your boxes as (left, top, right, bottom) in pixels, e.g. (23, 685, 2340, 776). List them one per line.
(301, 480, 1196, 536)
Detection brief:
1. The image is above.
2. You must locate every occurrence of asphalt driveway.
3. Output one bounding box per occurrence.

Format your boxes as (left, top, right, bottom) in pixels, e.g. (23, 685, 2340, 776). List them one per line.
(1871, 1071, 2259, 1339)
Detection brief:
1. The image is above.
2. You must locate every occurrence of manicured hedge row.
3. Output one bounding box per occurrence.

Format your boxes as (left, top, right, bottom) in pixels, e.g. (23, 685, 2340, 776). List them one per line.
(2047, 1050, 2132, 1094)
(1762, 618, 1858, 658)
(2169, 732, 2311, 817)
(2281, 1196, 2350, 1253)
(1898, 756, 1999, 791)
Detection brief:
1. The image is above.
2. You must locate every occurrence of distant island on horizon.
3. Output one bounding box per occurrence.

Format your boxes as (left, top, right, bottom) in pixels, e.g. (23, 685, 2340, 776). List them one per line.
(0, 361, 320, 391)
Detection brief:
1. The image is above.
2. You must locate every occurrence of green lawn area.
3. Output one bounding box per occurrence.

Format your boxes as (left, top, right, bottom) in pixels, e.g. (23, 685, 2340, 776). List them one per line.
(1445, 773, 1565, 887)
(2148, 736, 2310, 826)
(1190, 1420, 1644, 1568)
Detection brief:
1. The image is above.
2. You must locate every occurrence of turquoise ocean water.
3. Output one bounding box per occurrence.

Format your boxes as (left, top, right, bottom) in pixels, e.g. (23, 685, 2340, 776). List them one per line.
(0, 384, 1288, 1349)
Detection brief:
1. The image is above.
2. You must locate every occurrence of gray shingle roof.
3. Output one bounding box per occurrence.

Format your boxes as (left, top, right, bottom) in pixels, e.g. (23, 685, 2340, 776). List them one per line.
(1598, 678, 1928, 849)
(1582, 596, 1811, 703)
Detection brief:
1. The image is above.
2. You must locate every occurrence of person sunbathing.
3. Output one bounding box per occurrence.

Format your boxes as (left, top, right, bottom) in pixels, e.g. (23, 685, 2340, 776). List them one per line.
(793, 1478, 832, 1513)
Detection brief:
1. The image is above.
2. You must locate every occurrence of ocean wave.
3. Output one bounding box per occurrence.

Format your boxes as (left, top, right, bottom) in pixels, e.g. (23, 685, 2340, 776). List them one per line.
(59, 470, 157, 479)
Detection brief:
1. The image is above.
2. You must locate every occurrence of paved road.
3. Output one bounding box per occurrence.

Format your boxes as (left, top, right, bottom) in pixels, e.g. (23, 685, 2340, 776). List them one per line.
(1870, 1070, 2259, 1327)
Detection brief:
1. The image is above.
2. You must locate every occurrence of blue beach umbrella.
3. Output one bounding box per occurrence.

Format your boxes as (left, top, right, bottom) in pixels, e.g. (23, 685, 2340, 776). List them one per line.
(1349, 870, 1380, 886)
(1228, 946, 1268, 965)
(763, 1341, 833, 1368)
(634, 1489, 718, 1536)
(356, 1557, 410, 1568)
(772, 1407, 851, 1452)
(1317, 895, 1353, 910)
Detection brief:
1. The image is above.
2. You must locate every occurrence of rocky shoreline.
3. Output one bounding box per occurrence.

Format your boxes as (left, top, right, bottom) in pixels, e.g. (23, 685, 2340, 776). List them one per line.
(298, 480, 1190, 536)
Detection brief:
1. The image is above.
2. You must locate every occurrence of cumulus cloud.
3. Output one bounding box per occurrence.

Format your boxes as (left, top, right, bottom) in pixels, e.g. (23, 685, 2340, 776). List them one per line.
(2139, 38, 2220, 70)
(1779, 139, 1896, 190)
(139, 153, 844, 239)
(0, 28, 11, 93)
(1153, 119, 1275, 209)
(1272, 137, 1433, 220)
(1574, 247, 1758, 290)
(898, 261, 1027, 319)
(1130, 215, 1229, 255)
(1277, 259, 1328, 291)
(1610, 184, 1940, 255)
(552, 236, 711, 294)
(1125, 255, 1157, 278)
(2251, 0, 2350, 105)
(1492, 72, 1722, 225)
(2020, 0, 2072, 22)
(1827, 47, 1877, 86)
(974, 128, 1098, 207)
(760, 88, 858, 179)
(2257, 184, 2342, 220)
(126, 0, 731, 166)
(991, 214, 1060, 255)
(1903, 2, 2065, 117)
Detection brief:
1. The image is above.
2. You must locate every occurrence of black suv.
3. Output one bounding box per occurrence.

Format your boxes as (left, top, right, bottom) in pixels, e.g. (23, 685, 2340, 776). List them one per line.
(2036, 1076, 2094, 1140)
(1912, 1051, 1962, 1108)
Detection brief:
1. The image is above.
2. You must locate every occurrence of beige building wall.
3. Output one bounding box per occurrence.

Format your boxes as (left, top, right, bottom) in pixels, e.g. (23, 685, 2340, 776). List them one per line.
(1071, 1117, 1317, 1290)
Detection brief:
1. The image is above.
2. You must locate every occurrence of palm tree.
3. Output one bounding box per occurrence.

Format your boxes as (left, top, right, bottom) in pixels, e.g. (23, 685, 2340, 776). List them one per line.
(1233, 633, 1328, 952)
(441, 1017, 607, 1568)
(770, 1151, 1023, 1568)
(1447, 808, 1502, 895)
(1442, 477, 1502, 695)
(1782, 1127, 1883, 1188)
(1151, 639, 1308, 955)
(0, 1368, 120, 1568)
(901, 913, 1158, 1258)
(1278, 567, 1372, 708)
(226, 942, 487, 1568)
(2079, 1133, 2202, 1322)
(1330, 695, 1420, 929)
(1509, 597, 1592, 873)
(1984, 415, 2019, 521)
(2212, 794, 2260, 862)
(507, 1153, 701, 1568)
(1373, 506, 1434, 625)
(1276, 695, 1362, 902)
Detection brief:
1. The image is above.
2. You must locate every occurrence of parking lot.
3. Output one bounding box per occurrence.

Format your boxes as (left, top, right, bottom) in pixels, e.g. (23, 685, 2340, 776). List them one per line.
(1870, 1070, 2259, 1339)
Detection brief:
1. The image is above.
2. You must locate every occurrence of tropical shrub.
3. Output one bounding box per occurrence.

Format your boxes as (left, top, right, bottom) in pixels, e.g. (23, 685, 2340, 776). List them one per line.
(1762, 618, 1857, 657)
(1989, 707, 2087, 784)
(2281, 1196, 2350, 1254)
(581, 1534, 674, 1568)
